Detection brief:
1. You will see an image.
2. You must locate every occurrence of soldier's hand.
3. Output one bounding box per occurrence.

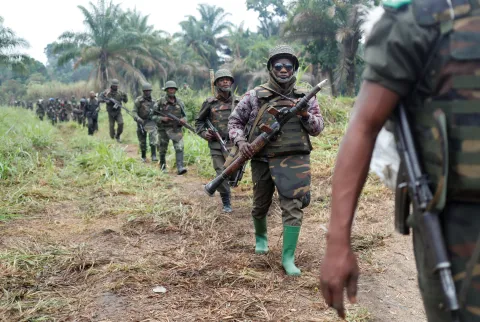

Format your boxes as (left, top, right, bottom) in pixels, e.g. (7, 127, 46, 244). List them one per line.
(320, 240, 359, 319)
(204, 130, 216, 141)
(238, 141, 255, 159)
(136, 117, 144, 125)
(161, 116, 172, 122)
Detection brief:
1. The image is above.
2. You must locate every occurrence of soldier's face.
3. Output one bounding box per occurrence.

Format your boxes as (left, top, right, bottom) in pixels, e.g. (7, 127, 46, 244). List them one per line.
(144, 90, 152, 97)
(167, 88, 176, 95)
(272, 58, 294, 80)
(90, 94, 95, 99)
(216, 77, 233, 89)
(111, 85, 118, 91)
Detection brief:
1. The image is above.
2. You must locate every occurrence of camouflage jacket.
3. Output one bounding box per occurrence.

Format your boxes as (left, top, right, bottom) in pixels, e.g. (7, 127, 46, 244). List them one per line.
(133, 95, 155, 121)
(153, 95, 186, 129)
(228, 85, 324, 147)
(99, 89, 128, 114)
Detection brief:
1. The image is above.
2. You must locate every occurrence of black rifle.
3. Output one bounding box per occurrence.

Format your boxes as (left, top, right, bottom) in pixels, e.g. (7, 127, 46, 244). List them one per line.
(204, 79, 328, 196)
(205, 119, 229, 158)
(394, 104, 459, 321)
(154, 110, 196, 134)
(105, 97, 145, 135)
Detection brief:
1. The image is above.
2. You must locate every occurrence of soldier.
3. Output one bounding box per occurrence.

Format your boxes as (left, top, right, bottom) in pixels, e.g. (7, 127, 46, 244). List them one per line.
(153, 80, 187, 174)
(73, 98, 86, 125)
(36, 99, 45, 121)
(71, 96, 77, 109)
(320, 1, 480, 321)
(46, 98, 57, 125)
(195, 69, 239, 213)
(85, 92, 100, 136)
(133, 83, 158, 162)
(99, 79, 128, 142)
(26, 101, 33, 110)
(228, 45, 324, 276)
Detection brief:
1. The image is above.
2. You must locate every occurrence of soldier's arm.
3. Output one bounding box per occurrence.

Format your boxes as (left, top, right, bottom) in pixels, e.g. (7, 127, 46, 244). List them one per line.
(122, 92, 128, 103)
(179, 101, 187, 119)
(98, 91, 107, 102)
(195, 101, 210, 138)
(228, 91, 254, 145)
(132, 99, 140, 120)
(300, 96, 324, 136)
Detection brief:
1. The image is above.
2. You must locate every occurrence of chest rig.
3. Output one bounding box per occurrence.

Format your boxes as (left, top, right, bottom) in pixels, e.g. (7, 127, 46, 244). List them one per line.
(158, 96, 183, 128)
(411, 0, 480, 201)
(137, 97, 154, 119)
(251, 86, 312, 158)
(209, 96, 237, 139)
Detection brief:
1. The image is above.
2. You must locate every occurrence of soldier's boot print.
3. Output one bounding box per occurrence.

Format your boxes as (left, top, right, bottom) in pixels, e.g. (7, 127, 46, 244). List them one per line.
(282, 225, 301, 276)
(253, 216, 268, 254)
(159, 154, 167, 172)
(175, 151, 187, 175)
(141, 150, 147, 163)
(151, 145, 158, 162)
(220, 192, 232, 213)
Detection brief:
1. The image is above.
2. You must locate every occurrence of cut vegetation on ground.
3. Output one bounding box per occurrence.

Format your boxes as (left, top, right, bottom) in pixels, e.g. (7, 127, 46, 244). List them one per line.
(0, 98, 425, 321)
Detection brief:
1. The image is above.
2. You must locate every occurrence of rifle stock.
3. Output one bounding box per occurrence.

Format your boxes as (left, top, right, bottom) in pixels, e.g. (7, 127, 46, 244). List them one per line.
(204, 79, 328, 196)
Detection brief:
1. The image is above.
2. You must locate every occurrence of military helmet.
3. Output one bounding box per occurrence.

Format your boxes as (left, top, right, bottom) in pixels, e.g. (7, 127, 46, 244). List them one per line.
(267, 45, 299, 72)
(80, 98, 87, 103)
(214, 69, 234, 84)
(163, 80, 178, 91)
(110, 79, 120, 86)
(142, 82, 153, 91)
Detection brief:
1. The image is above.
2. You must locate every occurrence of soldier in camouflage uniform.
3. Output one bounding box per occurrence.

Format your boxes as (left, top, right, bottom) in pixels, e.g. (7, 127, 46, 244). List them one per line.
(228, 45, 325, 276)
(195, 69, 238, 213)
(153, 81, 187, 174)
(133, 83, 158, 162)
(85, 91, 100, 136)
(26, 101, 33, 110)
(99, 79, 128, 142)
(46, 98, 57, 125)
(36, 99, 45, 121)
(320, 1, 480, 321)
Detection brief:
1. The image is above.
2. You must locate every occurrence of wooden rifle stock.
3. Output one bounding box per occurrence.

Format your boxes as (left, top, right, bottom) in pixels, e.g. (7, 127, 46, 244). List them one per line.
(204, 79, 328, 196)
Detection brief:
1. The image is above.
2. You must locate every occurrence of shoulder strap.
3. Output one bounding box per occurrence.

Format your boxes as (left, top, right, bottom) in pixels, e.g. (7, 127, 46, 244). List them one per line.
(247, 94, 283, 143)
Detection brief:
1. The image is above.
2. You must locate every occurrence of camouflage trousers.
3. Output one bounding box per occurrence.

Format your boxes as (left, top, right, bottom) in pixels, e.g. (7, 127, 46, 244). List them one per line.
(87, 114, 98, 136)
(108, 112, 124, 139)
(251, 160, 303, 226)
(158, 130, 183, 155)
(412, 202, 480, 322)
(211, 153, 230, 195)
(137, 123, 158, 152)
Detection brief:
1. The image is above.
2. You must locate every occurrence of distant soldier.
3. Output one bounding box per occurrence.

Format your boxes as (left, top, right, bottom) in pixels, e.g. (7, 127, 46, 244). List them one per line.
(133, 83, 158, 162)
(195, 69, 239, 213)
(46, 98, 57, 125)
(99, 79, 128, 142)
(73, 98, 85, 125)
(36, 99, 45, 121)
(228, 45, 324, 276)
(26, 101, 33, 110)
(85, 91, 100, 135)
(153, 81, 187, 174)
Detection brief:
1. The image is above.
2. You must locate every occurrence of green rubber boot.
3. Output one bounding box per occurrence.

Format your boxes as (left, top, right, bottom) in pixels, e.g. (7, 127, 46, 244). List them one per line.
(252, 216, 268, 254)
(282, 225, 301, 276)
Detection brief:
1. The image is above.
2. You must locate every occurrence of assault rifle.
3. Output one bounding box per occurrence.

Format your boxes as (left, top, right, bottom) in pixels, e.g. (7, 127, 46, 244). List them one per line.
(153, 110, 196, 134)
(205, 119, 229, 158)
(394, 104, 459, 321)
(204, 79, 328, 196)
(105, 97, 145, 135)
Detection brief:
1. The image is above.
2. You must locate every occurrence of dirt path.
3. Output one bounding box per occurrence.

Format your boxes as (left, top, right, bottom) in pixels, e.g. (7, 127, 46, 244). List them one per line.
(0, 142, 425, 321)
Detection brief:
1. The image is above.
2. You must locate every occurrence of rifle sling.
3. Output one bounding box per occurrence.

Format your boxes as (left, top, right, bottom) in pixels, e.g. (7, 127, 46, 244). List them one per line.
(247, 95, 282, 143)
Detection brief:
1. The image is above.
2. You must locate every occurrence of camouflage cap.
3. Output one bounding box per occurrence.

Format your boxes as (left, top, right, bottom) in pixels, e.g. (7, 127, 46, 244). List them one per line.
(142, 82, 153, 91)
(110, 79, 120, 86)
(214, 69, 234, 84)
(267, 45, 299, 72)
(163, 80, 178, 91)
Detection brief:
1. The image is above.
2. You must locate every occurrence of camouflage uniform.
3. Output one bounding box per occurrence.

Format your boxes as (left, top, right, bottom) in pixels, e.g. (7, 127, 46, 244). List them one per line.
(85, 94, 100, 136)
(228, 45, 324, 276)
(133, 83, 158, 162)
(363, 0, 480, 320)
(195, 69, 239, 212)
(153, 81, 187, 174)
(46, 99, 57, 125)
(36, 99, 45, 120)
(26, 101, 33, 110)
(99, 79, 128, 141)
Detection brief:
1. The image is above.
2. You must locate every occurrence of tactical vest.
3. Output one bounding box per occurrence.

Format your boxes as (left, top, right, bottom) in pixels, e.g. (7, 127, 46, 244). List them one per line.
(86, 99, 99, 113)
(209, 96, 236, 139)
(158, 96, 184, 128)
(136, 97, 154, 120)
(411, 0, 480, 202)
(251, 86, 312, 158)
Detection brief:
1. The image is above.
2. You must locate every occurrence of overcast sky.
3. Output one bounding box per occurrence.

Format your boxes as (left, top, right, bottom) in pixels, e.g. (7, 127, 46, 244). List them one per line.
(2, 0, 260, 64)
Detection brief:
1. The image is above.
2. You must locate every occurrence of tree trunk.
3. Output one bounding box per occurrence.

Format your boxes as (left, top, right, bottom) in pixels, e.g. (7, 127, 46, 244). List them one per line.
(100, 51, 108, 90)
(343, 30, 361, 96)
(326, 68, 337, 97)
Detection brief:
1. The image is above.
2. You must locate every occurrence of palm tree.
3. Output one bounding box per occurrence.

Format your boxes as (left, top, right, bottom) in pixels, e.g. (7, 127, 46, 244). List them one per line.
(0, 16, 29, 69)
(52, 0, 164, 90)
(284, 0, 371, 96)
(177, 4, 233, 70)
